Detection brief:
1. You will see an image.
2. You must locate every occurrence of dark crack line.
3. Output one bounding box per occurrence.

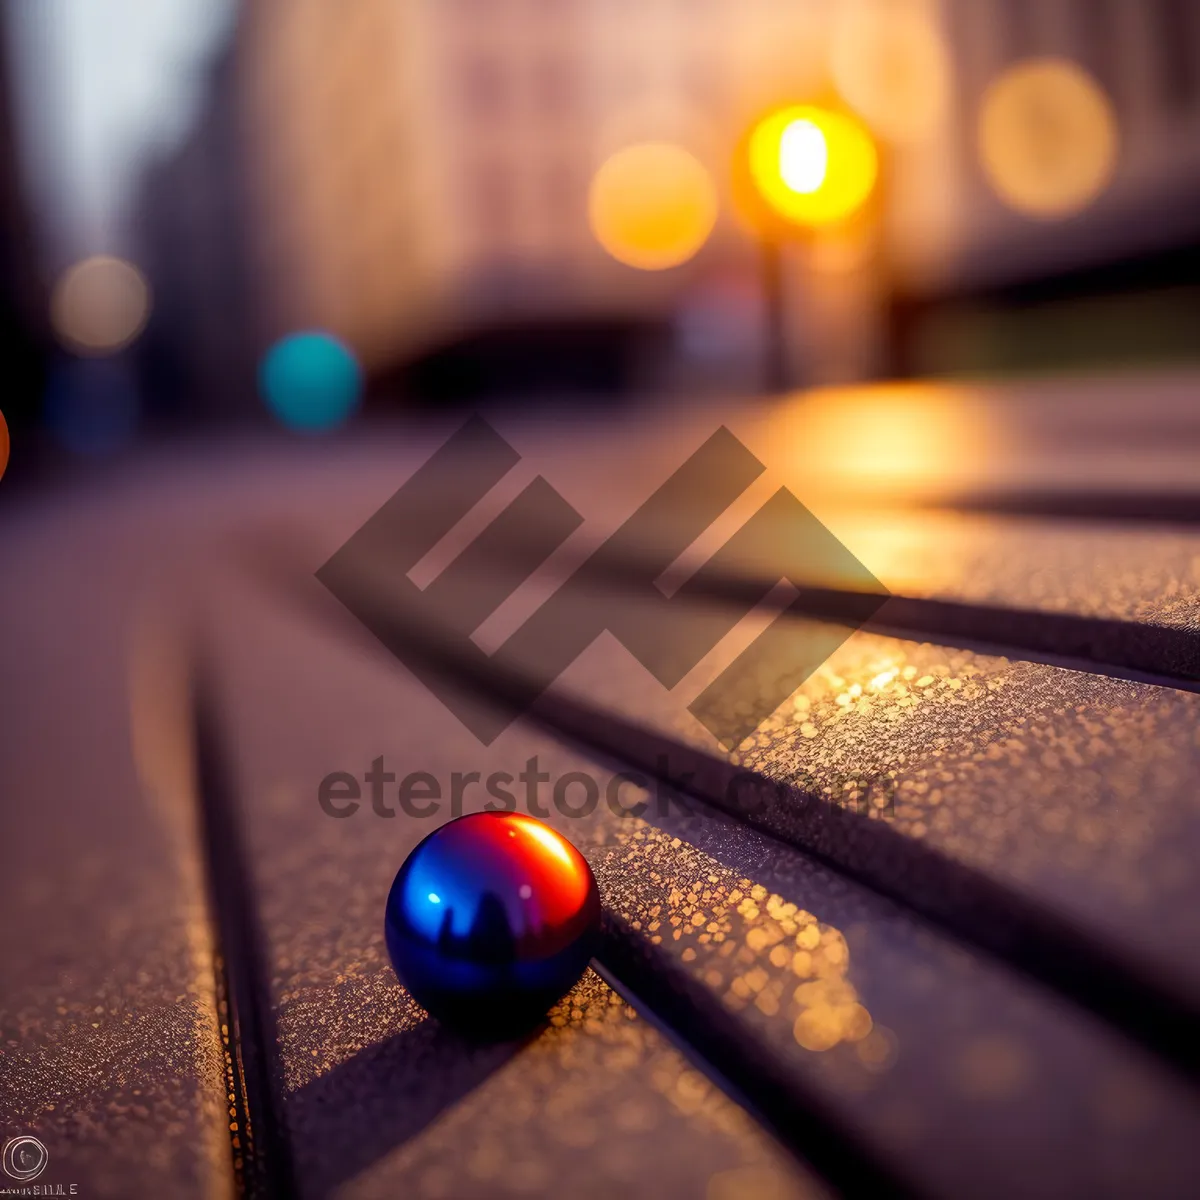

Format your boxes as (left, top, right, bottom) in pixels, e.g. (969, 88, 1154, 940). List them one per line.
(191, 655, 300, 1199)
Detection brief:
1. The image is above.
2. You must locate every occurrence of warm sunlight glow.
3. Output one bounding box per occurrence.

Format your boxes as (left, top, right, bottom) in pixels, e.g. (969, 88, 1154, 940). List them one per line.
(589, 142, 718, 270)
(748, 106, 878, 228)
(767, 383, 1000, 502)
(780, 119, 828, 193)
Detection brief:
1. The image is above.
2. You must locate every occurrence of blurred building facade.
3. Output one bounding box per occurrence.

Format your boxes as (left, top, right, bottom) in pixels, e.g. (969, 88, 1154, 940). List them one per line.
(134, 0, 1200, 411)
(901, 0, 1200, 284)
(234, 0, 835, 391)
(893, 0, 1200, 375)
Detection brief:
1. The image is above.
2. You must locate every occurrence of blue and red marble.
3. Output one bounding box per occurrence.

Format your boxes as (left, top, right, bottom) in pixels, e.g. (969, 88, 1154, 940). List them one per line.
(385, 812, 602, 1036)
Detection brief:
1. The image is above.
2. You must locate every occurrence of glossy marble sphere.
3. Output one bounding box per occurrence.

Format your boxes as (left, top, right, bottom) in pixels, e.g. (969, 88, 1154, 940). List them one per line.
(385, 812, 602, 1036)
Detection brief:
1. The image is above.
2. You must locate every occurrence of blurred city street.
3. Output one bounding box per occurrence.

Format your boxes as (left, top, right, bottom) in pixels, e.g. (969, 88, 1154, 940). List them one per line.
(3, 4, 1200, 1199)
(2, 0, 1199, 465)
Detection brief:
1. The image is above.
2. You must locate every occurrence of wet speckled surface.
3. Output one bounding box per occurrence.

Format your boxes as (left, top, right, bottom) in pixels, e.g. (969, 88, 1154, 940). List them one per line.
(671, 502, 1200, 678)
(4, 396, 1200, 1199)
(823, 509, 1200, 633)
(205, 569, 1200, 1199)
(588, 817, 1200, 1199)
(205, 576, 824, 1199)
(0, 522, 232, 1199)
(338, 971, 822, 1200)
(549, 623, 1200, 1015)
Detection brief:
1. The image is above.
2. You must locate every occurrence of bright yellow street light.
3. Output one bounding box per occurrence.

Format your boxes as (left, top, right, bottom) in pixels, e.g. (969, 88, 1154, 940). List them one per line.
(747, 105, 878, 229)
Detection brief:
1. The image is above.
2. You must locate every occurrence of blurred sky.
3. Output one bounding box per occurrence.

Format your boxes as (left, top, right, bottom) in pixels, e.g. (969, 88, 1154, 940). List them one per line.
(6, 0, 236, 264)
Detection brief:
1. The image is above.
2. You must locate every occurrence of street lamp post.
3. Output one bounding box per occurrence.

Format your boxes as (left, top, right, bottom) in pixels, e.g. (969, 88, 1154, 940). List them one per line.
(736, 104, 880, 393)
